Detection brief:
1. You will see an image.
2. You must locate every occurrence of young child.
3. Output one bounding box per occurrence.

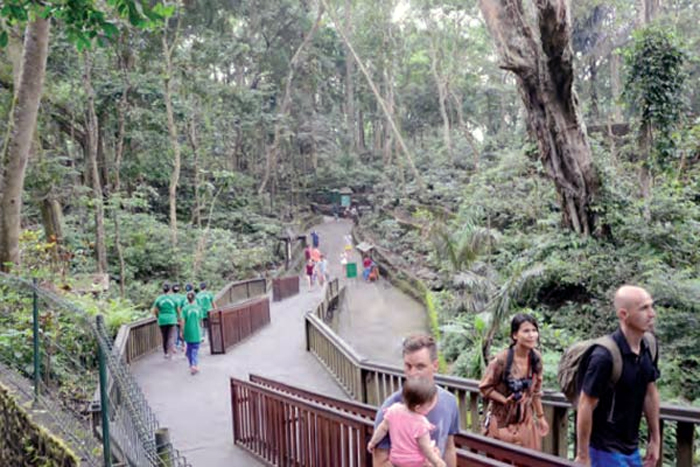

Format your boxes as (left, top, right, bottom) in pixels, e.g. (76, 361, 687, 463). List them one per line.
(367, 378, 446, 467)
(180, 292, 202, 375)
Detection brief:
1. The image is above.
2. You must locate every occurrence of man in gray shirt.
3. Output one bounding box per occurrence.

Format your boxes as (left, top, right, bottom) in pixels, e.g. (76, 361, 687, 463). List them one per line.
(372, 334, 460, 466)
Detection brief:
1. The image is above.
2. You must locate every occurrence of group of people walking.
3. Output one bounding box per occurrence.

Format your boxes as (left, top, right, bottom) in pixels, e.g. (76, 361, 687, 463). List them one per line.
(370, 285, 659, 467)
(152, 282, 214, 375)
(304, 230, 329, 289)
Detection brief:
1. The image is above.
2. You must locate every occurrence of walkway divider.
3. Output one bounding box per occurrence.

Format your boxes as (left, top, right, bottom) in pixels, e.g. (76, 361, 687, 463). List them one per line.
(246, 374, 579, 467)
(230, 376, 513, 467)
(209, 296, 270, 354)
(305, 283, 700, 466)
(214, 277, 267, 309)
(272, 276, 300, 302)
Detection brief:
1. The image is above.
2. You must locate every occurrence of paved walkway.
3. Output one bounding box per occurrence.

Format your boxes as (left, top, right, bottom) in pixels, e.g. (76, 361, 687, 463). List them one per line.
(132, 218, 429, 466)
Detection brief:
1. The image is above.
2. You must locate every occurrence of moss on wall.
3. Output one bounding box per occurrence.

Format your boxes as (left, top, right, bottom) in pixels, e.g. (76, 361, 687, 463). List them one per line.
(0, 383, 79, 467)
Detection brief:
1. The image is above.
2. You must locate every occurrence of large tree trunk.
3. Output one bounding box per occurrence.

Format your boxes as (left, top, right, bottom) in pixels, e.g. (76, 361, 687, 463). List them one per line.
(478, 0, 598, 235)
(83, 52, 108, 274)
(0, 18, 50, 271)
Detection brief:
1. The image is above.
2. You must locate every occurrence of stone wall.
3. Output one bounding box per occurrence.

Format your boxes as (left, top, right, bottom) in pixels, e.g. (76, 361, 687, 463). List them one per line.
(0, 383, 78, 467)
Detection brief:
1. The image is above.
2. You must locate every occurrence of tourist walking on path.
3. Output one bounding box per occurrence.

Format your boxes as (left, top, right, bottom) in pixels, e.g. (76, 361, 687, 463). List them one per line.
(196, 282, 214, 341)
(367, 377, 446, 467)
(305, 259, 315, 290)
(317, 255, 329, 285)
(479, 313, 549, 450)
(372, 334, 459, 467)
(152, 282, 178, 358)
(575, 285, 660, 467)
(181, 291, 203, 375)
(310, 230, 320, 248)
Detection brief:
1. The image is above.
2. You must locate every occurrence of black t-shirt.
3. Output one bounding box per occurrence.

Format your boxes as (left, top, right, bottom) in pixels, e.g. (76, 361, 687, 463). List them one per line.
(580, 329, 660, 454)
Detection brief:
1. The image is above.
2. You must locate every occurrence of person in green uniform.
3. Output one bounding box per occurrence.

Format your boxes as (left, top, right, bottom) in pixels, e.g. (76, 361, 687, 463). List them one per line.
(181, 291, 202, 374)
(171, 283, 185, 351)
(196, 282, 214, 342)
(152, 282, 178, 358)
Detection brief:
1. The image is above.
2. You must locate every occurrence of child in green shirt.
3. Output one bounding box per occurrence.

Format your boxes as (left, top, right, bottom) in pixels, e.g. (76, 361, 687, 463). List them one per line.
(180, 292, 202, 374)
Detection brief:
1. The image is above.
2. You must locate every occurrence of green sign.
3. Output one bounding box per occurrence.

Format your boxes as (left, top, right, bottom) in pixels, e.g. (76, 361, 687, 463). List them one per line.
(345, 262, 357, 279)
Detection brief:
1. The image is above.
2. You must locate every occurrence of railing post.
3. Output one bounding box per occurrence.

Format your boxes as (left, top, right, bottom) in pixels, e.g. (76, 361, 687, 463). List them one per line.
(676, 421, 694, 467)
(32, 278, 40, 403)
(155, 427, 173, 467)
(97, 315, 112, 467)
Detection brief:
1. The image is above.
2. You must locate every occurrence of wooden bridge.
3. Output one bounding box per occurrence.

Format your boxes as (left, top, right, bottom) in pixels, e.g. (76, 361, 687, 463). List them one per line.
(106, 219, 698, 466)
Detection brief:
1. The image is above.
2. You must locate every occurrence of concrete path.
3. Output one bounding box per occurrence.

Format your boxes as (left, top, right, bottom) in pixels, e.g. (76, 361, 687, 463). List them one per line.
(132, 217, 429, 466)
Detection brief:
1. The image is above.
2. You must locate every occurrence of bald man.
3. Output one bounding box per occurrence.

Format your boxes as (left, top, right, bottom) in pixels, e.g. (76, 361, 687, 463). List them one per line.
(575, 286, 660, 467)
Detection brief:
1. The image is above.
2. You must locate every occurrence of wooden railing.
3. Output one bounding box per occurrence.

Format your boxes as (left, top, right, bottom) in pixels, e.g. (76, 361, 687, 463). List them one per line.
(234, 375, 574, 467)
(209, 296, 270, 354)
(271, 276, 300, 302)
(248, 374, 575, 467)
(214, 277, 267, 309)
(305, 285, 700, 466)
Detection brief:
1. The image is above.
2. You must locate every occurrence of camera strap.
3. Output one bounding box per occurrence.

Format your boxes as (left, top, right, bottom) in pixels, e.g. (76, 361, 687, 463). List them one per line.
(504, 346, 534, 385)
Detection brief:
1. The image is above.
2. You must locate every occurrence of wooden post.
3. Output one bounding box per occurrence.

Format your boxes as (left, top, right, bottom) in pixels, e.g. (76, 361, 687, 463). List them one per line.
(155, 428, 172, 467)
(676, 421, 694, 467)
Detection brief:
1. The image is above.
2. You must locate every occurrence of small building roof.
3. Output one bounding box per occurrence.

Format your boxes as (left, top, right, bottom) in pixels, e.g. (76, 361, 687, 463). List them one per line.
(355, 241, 374, 253)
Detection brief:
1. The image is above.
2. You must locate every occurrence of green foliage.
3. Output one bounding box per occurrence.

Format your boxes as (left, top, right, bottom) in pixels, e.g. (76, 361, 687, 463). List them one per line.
(0, 0, 163, 50)
(623, 26, 689, 167)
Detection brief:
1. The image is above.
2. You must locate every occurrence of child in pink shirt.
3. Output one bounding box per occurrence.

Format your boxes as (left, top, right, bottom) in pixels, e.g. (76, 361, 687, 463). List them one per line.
(367, 378, 446, 467)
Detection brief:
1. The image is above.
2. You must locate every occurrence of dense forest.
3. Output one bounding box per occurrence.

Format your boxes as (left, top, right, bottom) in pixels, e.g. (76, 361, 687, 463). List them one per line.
(1, 0, 699, 411)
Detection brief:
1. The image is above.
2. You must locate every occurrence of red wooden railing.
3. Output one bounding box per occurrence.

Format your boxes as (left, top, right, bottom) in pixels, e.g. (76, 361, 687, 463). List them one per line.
(232, 376, 575, 467)
(209, 296, 271, 354)
(246, 374, 577, 467)
(272, 276, 300, 302)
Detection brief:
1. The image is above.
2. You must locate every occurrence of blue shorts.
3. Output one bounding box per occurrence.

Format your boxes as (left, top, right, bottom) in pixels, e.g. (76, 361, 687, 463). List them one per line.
(590, 447, 642, 467)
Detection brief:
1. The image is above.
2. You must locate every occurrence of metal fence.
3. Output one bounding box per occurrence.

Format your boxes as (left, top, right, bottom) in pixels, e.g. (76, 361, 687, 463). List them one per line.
(0, 272, 191, 467)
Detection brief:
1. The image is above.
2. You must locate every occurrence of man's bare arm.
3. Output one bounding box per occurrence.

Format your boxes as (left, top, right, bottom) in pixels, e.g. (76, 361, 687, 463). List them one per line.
(642, 382, 660, 467)
(443, 435, 457, 467)
(574, 392, 598, 466)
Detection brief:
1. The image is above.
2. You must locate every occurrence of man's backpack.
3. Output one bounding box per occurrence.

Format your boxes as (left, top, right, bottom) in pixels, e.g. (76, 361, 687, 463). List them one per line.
(557, 332, 657, 404)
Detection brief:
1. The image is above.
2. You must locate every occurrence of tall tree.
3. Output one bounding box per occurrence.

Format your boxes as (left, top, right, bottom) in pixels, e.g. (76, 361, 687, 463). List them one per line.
(478, 0, 599, 235)
(82, 52, 108, 273)
(0, 0, 160, 271)
(162, 9, 183, 246)
(0, 18, 50, 270)
(258, 4, 325, 196)
(344, 0, 358, 153)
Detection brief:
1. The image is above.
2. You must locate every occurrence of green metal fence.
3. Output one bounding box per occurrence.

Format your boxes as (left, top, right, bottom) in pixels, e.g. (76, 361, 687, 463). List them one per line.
(0, 272, 191, 467)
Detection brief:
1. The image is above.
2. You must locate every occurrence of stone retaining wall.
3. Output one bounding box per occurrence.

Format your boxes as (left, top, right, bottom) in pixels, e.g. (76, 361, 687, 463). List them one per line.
(0, 382, 78, 467)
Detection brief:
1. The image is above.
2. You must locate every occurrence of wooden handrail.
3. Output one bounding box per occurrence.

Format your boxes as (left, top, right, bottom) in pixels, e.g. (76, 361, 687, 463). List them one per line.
(305, 283, 700, 466)
(209, 296, 270, 354)
(235, 375, 573, 466)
